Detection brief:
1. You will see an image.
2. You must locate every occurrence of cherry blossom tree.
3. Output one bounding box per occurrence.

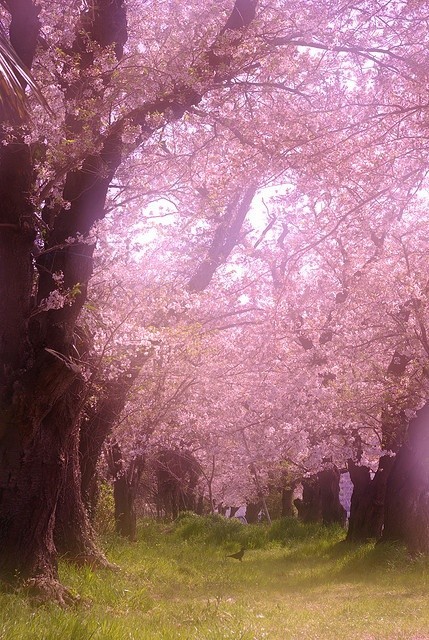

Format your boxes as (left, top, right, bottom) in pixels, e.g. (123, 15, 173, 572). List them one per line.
(3, 0, 429, 601)
(0, 0, 275, 599)
(86, 161, 429, 544)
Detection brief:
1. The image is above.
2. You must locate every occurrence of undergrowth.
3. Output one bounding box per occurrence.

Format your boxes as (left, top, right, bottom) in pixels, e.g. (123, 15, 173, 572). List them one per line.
(1, 517, 429, 640)
(171, 512, 345, 551)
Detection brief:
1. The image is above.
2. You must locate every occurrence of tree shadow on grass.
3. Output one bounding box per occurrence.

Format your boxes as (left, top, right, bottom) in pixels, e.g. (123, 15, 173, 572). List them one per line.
(330, 539, 410, 577)
(229, 538, 419, 595)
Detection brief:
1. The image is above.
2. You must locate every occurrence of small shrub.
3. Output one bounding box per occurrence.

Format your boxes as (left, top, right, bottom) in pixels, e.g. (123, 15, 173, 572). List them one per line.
(268, 517, 345, 545)
(172, 513, 268, 549)
(173, 513, 241, 543)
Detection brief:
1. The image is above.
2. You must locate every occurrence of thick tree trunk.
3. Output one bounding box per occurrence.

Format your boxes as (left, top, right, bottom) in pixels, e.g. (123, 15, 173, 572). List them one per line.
(54, 406, 112, 567)
(381, 403, 429, 553)
(0, 358, 79, 602)
(0, 0, 259, 597)
(347, 456, 395, 542)
(0, 142, 35, 395)
(0, 428, 59, 583)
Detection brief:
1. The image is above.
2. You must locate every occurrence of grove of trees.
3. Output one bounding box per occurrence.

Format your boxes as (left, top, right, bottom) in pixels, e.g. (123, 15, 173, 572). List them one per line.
(1, 0, 429, 601)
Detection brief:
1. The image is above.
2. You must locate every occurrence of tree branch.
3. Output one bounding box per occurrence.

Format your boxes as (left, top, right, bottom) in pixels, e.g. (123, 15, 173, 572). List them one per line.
(188, 183, 258, 292)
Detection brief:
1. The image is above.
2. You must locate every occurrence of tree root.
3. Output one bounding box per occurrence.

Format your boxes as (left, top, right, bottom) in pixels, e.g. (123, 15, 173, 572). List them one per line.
(23, 577, 80, 607)
(71, 551, 119, 571)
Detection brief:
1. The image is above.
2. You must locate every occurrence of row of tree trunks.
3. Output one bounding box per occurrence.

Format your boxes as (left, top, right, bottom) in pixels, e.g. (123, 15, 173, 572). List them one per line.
(336, 401, 429, 553)
(345, 334, 416, 544)
(154, 449, 201, 519)
(294, 465, 346, 526)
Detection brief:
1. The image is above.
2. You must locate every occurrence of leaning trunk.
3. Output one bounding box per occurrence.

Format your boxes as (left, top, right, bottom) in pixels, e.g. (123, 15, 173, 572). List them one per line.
(80, 359, 151, 519)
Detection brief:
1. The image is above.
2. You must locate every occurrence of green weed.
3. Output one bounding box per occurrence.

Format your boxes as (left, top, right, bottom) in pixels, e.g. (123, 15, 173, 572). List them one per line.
(1, 518, 429, 639)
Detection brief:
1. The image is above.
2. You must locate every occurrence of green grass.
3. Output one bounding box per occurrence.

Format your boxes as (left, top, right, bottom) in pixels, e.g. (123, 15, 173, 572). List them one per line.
(1, 516, 429, 639)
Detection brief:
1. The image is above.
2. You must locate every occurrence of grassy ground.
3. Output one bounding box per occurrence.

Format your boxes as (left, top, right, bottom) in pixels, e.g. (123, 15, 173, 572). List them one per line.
(1, 516, 429, 639)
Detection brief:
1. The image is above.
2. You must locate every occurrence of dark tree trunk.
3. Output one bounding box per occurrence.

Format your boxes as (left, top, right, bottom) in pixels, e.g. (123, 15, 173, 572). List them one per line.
(319, 466, 347, 526)
(0, 358, 78, 602)
(113, 474, 137, 542)
(295, 466, 346, 526)
(217, 503, 227, 516)
(294, 475, 322, 523)
(0, 0, 259, 596)
(381, 403, 429, 553)
(245, 501, 262, 523)
(107, 441, 144, 541)
(347, 456, 395, 542)
(281, 487, 296, 518)
(0, 428, 59, 584)
(346, 462, 372, 540)
(0, 0, 127, 597)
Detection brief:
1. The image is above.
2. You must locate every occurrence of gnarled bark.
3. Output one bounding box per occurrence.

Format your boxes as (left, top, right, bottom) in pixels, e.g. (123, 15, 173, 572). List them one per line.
(54, 396, 112, 568)
(0, 0, 260, 597)
(0, 358, 77, 586)
(0, 0, 127, 596)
